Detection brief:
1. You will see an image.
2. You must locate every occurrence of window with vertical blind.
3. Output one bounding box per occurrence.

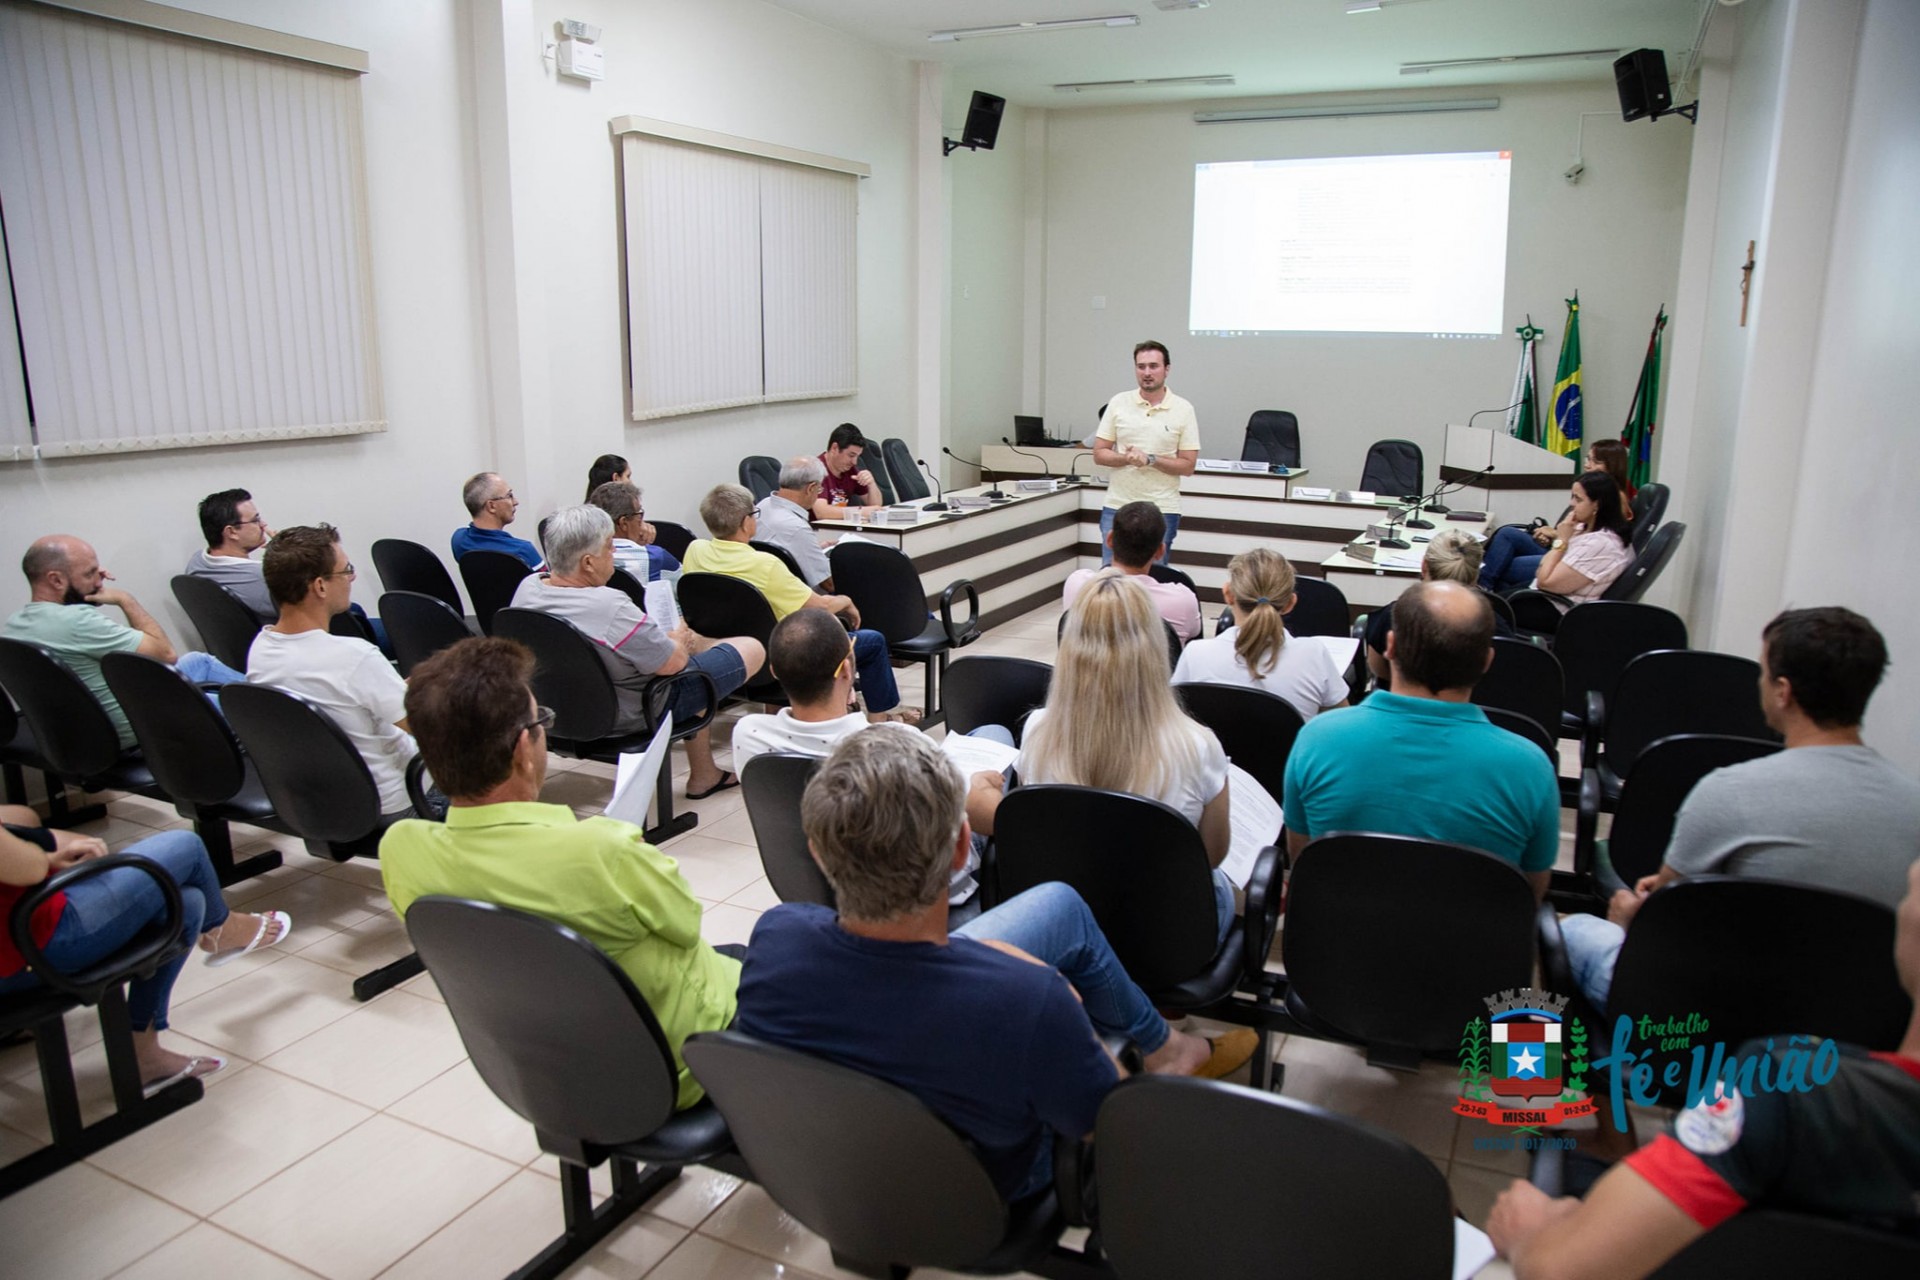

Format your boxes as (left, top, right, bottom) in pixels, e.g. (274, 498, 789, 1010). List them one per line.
(0, 0, 381, 460)
(616, 120, 863, 422)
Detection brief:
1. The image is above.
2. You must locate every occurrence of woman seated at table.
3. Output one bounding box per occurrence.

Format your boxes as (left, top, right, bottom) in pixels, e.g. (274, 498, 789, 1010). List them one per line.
(967, 570, 1234, 942)
(1172, 548, 1348, 722)
(1479, 470, 1636, 605)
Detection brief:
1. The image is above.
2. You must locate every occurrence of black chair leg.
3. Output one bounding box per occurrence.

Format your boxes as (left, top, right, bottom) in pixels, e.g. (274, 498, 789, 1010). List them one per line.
(97, 987, 146, 1111)
(508, 1158, 680, 1280)
(194, 815, 283, 887)
(44, 780, 107, 827)
(352, 951, 427, 1002)
(645, 756, 698, 845)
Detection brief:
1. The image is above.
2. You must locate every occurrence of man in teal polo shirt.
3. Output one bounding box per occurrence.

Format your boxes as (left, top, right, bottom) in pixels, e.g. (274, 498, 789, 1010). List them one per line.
(1281, 580, 1557, 899)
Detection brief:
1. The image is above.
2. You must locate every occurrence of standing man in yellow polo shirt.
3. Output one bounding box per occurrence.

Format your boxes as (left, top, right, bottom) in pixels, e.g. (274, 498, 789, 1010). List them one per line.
(1093, 340, 1200, 566)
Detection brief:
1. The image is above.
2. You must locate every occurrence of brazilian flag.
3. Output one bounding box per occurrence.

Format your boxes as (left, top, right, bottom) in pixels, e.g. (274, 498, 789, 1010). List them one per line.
(1545, 294, 1583, 464)
(1622, 308, 1668, 489)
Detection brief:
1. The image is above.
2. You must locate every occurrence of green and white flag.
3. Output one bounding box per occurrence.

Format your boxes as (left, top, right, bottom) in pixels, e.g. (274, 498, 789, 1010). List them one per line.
(1507, 318, 1544, 446)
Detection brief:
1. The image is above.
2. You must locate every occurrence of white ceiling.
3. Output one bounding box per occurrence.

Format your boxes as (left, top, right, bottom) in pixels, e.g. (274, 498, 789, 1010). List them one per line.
(759, 0, 1708, 109)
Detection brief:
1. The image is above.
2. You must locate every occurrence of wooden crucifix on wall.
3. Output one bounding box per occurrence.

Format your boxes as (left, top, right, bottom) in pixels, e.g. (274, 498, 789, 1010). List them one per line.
(1740, 240, 1757, 326)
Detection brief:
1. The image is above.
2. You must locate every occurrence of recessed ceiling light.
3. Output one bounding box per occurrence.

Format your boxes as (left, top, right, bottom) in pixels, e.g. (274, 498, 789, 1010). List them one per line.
(1401, 48, 1621, 74)
(1055, 74, 1235, 92)
(928, 15, 1141, 43)
(1152, 0, 1211, 10)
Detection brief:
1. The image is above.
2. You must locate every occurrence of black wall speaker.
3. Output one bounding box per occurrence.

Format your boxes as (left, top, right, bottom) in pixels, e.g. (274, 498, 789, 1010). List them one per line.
(1614, 48, 1673, 122)
(961, 91, 1006, 150)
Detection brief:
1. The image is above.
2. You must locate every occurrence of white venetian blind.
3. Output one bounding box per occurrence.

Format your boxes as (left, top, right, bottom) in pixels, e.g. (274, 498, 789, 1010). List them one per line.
(619, 124, 859, 421)
(0, 1, 382, 458)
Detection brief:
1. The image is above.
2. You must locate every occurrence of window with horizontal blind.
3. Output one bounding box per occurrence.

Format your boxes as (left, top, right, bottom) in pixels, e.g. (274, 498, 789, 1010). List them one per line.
(0, 0, 382, 460)
(617, 123, 861, 421)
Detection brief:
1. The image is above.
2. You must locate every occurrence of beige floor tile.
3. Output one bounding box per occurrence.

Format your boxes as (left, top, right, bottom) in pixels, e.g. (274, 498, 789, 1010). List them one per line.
(1273, 1036, 1462, 1162)
(212, 860, 318, 909)
(3, 1004, 108, 1082)
(0, 1116, 40, 1161)
(290, 911, 416, 979)
(166, 938, 294, 1008)
(696, 805, 761, 850)
(87, 1063, 372, 1216)
(724, 876, 781, 913)
(540, 769, 614, 811)
(168, 954, 367, 1061)
(310, 857, 389, 891)
(682, 782, 748, 826)
(638, 1164, 747, 1229)
(698, 903, 762, 950)
(212, 1113, 517, 1280)
(261, 990, 467, 1111)
(101, 793, 184, 828)
(66, 811, 170, 850)
(650, 1232, 834, 1280)
(397, 970, 445, 1004)
(0, 1159, 196, 1280)
(696, 1183, 874, 1280)
(224, 868, 387, 935)
(381, 1170, 688, 1280)
(663, 836, 767, 903)
(1449, 1162, 1523, 1229)
(110, 1222, 325, 1279)
(0, 1029, 234, 1143)
(387, 1060, 543, 1166)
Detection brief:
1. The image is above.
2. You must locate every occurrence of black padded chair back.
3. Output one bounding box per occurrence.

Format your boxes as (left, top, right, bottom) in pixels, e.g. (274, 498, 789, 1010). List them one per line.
(1602, 520, 1685, 603)
(868, 454, 897, 504)
(748, 540, 807, 585)
(492, 608, 623, 743)
(943, 657, 1051, 743)
(372, 538, 463, 614)
(169, 574, 262, 671)
(1480, 586, 1517, 628)
(100, 653, 246, 806)
(676, 574, 784, 701)
(1629, 482, 1669, 552)
(650, 520, 696, 563)
(605, 567, 650, 610)
(1607, 878, 1911, 1105)
(1554, 601, 1688, 720)
(1359, 438, 1423, 496)
(738, 455, 781, 503)
(684, 1031, 1021, 1273)
(1605, 651, 1776, 778)
(1096, 1076, 1455, 1279)
(880, 437, 930, 502)
(1605, 734, 1782, 884)
(1176, 682, 1304, 805)
(457, 550, 533, 636)
(990, 786, 1220, 989)
(407, 897, 682, 1148)
(220, 683, 384, 847)
(739, 754, 834, 906)
(1647, 1210, 1920, 1278)
(1240, 410, 1302, 470)
(1285, 576, 1351, 638)
(1145, 561, 1199, 595)
(1055, 611, 1181, 672)
(1284, 833, 1537, 1055)
(0, 638, 129, 780)
(1481, 707, 1558, 761)
(379, 591, 472, 678)
(1471, 637, 1565, 739)
(827, 542, 927, 645)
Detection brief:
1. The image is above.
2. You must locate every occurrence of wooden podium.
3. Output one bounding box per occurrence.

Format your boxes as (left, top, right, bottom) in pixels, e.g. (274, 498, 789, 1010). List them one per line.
(1439, 425, 1578, 524)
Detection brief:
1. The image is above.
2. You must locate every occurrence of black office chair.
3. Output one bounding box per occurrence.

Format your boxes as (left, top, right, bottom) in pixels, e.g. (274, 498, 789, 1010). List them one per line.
(1, 855, 202, 1196)
(738, 754, 834, 907)
(0, 639, 170, 817)
(880, 437, 930, 502)
(1481, 706, 1559, 762)
(942, 656, 1051, 744)
(169, 574, 262, 672)
(685, 1030, 1096, 1280)
(379, 590, 475, 677)
(99, 652, 285, 886)
(492, 608, 717, 845)
(407, 898, 744, 1280)
(1176, 682, 1305, 807)
(1629, 481, 1670, 553)
(1646, 1210, 1920, 1278)
(985, 785, 1283, 1086)
(675, 573, 787, 706)
(829, 541, 980, 724)
(738, 455, 781, 503)
(1095, 1076, 1457, 1279)
(457, 549, 533, 636)
(649, 520, 697, 563)
(1279, 833, 1542, 1071)
(867, 454, 897, 504)
(1602, 520, 1686, 604)
(0, 695, 82, 826)
(1359, 438, 1423, 497)
(372, 537, 464, 615)
(1471, 638, 1566, 761)
(748, 540, 808, 585)
(604, 567, 650, 611)
(1550, 601, 1688, 743)
(1588, 734, 1781, 886)
(1146, 560, 1200, 595)
(1239, 410, 1302, 470)
(1286, 575, 1351, 638)
(1586, 650, 1777, 806)
(1060, 609, 1185, 672)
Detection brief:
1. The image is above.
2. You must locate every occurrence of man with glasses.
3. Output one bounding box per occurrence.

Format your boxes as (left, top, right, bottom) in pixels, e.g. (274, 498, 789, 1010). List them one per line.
(247, 525, 417, 820)
(185, 488, 276, 621)
(380, 635, 744, 1109)
(752, 457, 835, 591)
(452, 471, 542, 569)
(586, 480, 680, 583)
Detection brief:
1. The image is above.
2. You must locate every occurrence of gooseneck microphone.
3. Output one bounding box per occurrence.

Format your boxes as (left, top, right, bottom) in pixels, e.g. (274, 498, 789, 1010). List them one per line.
(941, 447, 1008, 500)
(1066, 450, 1095, 483)
(1001, 436, 1055, 483)
(1408, 463, 1497, 528)
(915, 458, 951, 511)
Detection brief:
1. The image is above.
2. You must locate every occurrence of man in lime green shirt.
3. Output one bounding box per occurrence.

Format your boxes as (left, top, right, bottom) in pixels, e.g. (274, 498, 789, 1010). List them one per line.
(379, 636, 738, 1109)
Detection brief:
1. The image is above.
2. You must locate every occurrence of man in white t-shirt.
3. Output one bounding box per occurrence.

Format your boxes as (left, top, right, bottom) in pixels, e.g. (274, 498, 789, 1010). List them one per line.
(1094, 341, 1199, 566)
(731, 608, 869, 771)
(247, 525, 415, 819)
(1062, 501, 1201, 642)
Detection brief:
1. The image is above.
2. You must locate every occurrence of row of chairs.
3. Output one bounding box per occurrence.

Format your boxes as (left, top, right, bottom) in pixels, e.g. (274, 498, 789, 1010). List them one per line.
(740, 438, 931, 508)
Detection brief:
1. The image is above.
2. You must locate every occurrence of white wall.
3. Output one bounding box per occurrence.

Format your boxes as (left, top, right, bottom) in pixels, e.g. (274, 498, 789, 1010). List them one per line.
(1029, 86, 1693, 483)
(946, 99, 1031, 468)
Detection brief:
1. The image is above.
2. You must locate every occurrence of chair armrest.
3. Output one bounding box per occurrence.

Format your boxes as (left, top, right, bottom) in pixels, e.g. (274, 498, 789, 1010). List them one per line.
(1240, 844, 1286, 986)
(9, 854, 186, 1001)
(645, 668, 720, 740)
(938, 579, 981, 647)
(406, 755, 447, 822)
(1573, 768, 1600, 878)
(1536, 902, 1573, 1000)
(1580, 690, 1606, 773)
(1507, 590, 1564, 638)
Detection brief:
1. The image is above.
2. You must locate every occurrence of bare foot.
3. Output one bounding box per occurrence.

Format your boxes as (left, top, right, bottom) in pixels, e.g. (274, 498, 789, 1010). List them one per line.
(199, 911, 288, 956)
(1141, 1028, 1213, 1075)
(132, 1030, 225, 1088)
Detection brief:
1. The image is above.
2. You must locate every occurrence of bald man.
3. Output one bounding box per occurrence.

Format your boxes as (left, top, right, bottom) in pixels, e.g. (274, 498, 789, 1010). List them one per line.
(4, 535, 244, 746)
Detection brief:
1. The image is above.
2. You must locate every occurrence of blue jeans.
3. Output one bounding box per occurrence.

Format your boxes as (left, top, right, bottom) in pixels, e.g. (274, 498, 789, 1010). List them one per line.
(667, 644, 750, 722)
(1479, 525, 1546, 593)
(955, 882, 1169, 1056)
(0, 830, 227, 1031)
(1559, 913, 1626, 1010)
(175, 651, 245, 685)
(852, 628, 901, 712)
(1099, 507, 1179, 567)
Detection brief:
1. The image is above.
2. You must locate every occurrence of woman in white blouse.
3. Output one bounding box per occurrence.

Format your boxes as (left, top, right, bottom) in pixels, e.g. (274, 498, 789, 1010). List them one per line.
(1172, 549, 1349, 722)
(1525, 471, 1637, 610)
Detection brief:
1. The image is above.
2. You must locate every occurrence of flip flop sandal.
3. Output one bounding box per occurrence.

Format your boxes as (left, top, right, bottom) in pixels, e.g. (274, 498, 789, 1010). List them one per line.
(142, 1054, 226, 1096)
(687, 772, 740, 800)
(205, 910, 293, 968)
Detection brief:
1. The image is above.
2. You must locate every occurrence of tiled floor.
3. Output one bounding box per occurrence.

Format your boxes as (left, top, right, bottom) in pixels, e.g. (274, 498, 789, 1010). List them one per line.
(0, 602, 1632, 1279)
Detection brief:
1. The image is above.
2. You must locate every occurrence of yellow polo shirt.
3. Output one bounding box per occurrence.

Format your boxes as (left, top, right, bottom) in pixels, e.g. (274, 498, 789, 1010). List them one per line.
(1097, 387, 1200, 513)
(681, 537, 814, 620)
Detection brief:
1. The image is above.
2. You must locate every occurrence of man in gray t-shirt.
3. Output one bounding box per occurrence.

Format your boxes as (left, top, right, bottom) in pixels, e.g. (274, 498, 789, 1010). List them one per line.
(185, 488, 275, 621)
(1563, 606, 1920, 1006)
(752, 457, 834, 591)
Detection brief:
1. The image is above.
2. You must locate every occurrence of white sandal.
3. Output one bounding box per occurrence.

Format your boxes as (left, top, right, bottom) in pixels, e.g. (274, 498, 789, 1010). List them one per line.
(204, 910, 292, 968)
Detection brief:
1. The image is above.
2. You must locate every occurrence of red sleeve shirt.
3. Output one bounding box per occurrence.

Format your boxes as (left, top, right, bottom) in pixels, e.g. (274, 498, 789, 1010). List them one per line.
(0, 825, 63, 979)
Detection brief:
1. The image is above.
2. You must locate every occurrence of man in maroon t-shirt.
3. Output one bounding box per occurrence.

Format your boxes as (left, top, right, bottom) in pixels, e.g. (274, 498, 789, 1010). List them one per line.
(813, 423, 883, 519)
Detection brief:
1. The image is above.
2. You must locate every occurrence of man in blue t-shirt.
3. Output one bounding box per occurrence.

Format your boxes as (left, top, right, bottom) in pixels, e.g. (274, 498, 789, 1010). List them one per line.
(1282, 579, 1558, 899)
(734, 728, 1257, 1201)
(451, 471, 542, 569)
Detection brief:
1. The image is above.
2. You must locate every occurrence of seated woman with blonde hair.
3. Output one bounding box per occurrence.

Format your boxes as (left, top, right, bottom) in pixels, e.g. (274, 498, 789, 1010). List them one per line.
(967, 570, 1235, 942)
(1172, 548, 1348, 722)
(1364, 529, 1504, 684)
